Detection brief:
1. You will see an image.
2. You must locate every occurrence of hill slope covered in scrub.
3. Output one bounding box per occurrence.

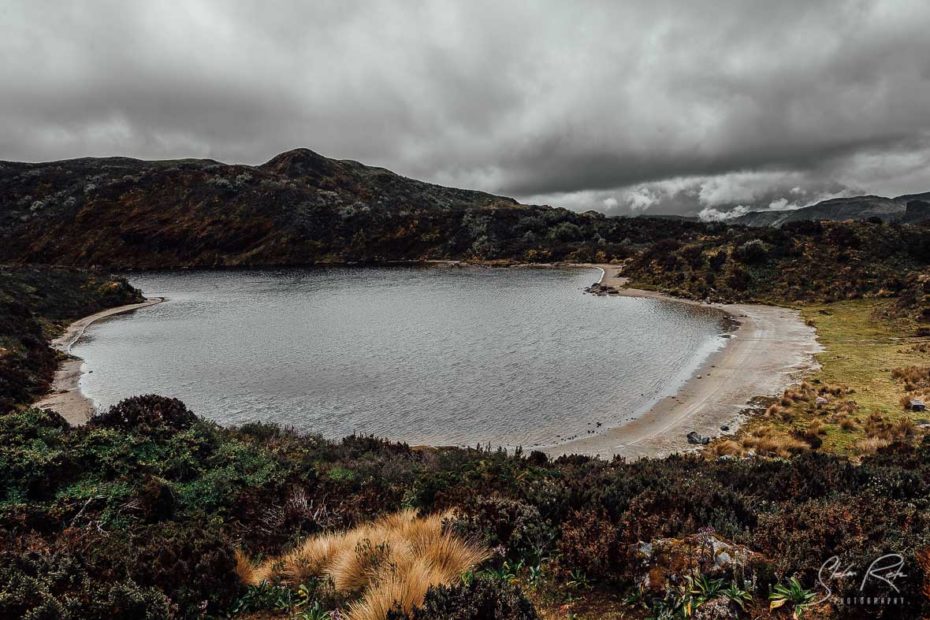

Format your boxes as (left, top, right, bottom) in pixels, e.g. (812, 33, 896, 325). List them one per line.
(0, 149, 708, 268)
(4, 398, 930, 619)
(624, 219, 930, 306)
(0, 267, 140, 412)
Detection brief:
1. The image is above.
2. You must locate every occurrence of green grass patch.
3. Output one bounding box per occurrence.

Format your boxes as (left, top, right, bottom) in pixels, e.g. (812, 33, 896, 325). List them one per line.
(801, 299, 926, 453)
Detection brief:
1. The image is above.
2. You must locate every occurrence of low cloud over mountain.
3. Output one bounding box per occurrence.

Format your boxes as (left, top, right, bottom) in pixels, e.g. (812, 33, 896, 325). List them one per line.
(3, 1, 930, 218)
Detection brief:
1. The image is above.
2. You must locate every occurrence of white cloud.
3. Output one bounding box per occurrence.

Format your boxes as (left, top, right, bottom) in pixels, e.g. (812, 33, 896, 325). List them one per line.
(2, 0, 930, 211)
(698, 205, 751, 222)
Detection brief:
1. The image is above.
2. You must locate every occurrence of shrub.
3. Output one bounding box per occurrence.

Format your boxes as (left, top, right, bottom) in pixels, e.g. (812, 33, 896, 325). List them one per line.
(734, 239, 769, 264)
(726, 266, 751, 292)
(390, 578, 539, 619)
(449, 496, 555, 563)
(556, 509, 618, 580)
(90, 395, 198, 433)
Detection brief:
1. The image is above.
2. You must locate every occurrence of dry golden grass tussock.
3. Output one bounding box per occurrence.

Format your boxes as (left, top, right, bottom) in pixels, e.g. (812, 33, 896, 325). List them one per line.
(806, 420, 826, 436)
(707, 439, 743, 458)
(838, 416, 859, 431)
(855, 437, 892, 455)
(765, 403, 783, 417)
(236, 509, 488, 620)
(740, 430, 808, 458)
(862, 412, 916, 443)
(348, 558, 448, 620)
(891, 366, 930, 391)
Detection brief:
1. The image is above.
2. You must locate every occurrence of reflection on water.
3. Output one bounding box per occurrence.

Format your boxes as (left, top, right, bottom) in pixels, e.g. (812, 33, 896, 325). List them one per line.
(75, 267, 725, 448)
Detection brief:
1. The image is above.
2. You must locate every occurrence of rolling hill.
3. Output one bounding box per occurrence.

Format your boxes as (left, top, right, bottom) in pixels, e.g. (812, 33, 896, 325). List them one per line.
(0, 148, 704, 268)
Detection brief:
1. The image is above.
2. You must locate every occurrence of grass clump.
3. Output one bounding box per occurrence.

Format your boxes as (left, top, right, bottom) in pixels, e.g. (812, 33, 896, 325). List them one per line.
(236, 509, 488, 619)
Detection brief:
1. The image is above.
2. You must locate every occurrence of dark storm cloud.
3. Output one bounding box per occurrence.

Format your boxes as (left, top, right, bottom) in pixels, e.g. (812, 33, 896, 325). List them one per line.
(3, 0, 930, 218)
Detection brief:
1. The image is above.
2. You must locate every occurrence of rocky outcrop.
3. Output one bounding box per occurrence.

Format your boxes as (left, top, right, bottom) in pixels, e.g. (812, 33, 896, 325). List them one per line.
(584, 282, 619, 296)
(634, 532, 763, 593)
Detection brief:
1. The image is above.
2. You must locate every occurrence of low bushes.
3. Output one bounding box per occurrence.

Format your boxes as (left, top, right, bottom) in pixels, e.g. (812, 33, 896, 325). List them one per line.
(89, 394, 198, 433)
(390, 578, 539, 619)
(4, 398, 930, 617)
(625, 221, 930, 304)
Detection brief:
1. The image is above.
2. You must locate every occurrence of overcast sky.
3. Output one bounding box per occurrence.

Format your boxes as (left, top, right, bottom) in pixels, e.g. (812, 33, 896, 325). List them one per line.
(3, 0, 930, 218)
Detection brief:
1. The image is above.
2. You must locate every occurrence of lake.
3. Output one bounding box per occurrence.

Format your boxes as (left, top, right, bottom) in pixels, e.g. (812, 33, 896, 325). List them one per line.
(74, 267, 726, 449)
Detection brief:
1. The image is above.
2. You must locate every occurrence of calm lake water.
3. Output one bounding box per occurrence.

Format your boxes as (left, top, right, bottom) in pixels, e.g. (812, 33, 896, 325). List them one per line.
(75, 267, 726, 448)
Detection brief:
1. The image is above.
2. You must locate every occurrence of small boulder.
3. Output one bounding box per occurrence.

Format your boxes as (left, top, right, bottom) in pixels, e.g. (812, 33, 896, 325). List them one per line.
(693, 596, 741, 619)
(687, 431, 710, 445)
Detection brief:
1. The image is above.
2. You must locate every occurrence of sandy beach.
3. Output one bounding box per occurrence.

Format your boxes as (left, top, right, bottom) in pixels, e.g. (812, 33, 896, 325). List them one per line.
(543, 265, 822, 460)
(34, 298, 163, 425)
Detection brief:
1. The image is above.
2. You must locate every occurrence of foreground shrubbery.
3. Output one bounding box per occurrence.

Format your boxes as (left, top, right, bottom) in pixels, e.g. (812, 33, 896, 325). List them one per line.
(3, 397, 930, 617)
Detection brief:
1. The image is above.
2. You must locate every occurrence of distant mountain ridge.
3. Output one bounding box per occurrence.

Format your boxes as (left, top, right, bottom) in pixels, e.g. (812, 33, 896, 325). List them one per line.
(732, 192, 930, 227)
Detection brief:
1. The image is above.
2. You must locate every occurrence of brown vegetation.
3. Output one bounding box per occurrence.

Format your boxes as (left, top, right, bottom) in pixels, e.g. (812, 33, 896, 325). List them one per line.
(625, 220, 930, 304)
(236, 509, 488, 620)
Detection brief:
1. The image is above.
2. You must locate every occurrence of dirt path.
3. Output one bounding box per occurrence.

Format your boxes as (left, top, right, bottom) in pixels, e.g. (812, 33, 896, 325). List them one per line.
(33, 298, 163, 425)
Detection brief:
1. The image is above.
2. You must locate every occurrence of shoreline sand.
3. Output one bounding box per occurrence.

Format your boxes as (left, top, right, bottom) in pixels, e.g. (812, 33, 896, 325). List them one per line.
(540, 264, 823, 459)
(33, 297, 163, 425)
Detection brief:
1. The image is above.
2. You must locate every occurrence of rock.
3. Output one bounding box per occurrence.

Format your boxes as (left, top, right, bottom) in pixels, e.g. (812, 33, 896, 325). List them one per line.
(633, 532, 764, 594)
(720, 425, 729, 432)
(694, 596, 741, 619)
(687, 431, 710, 445)
(815, 396, 829, 406)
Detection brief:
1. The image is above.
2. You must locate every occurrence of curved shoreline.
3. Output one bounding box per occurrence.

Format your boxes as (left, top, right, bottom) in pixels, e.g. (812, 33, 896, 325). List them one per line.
(33, 297, 164, 425)
(33, 265, 822, 459)
(541, 265, 822, 459)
